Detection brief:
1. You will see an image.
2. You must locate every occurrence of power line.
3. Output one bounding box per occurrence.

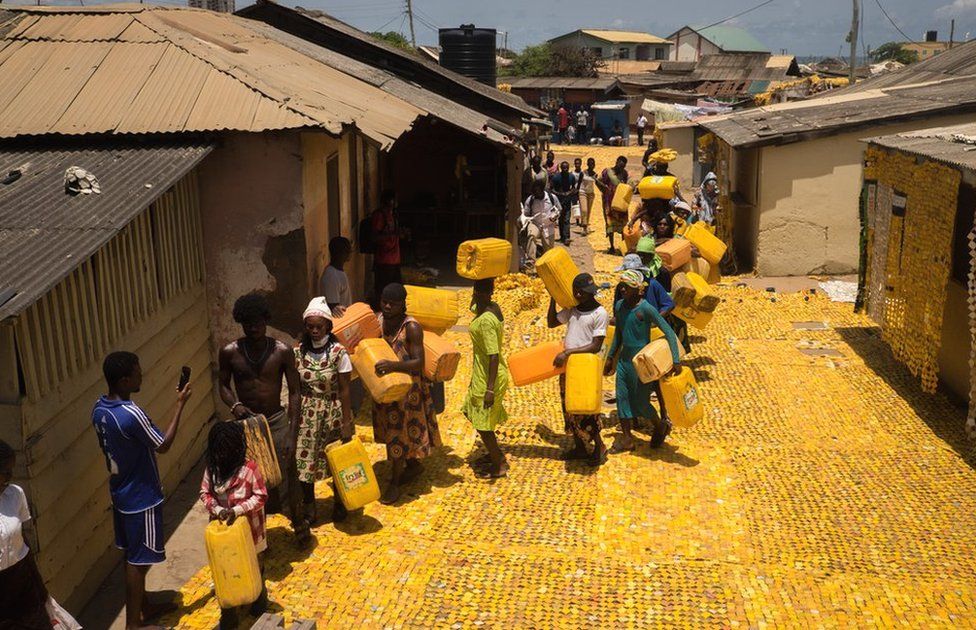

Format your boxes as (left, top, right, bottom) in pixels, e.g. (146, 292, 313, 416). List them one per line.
(697, 0, 777, 32)
(373, 11, 405, 33)
(873, 0, 916, 44)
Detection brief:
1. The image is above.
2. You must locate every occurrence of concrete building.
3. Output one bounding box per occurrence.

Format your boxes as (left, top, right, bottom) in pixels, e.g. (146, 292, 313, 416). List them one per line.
(0, 3, 525, 610)
(900, 40, 952, 60)
(668, 25, 768, 62)
(548, 29, 671, 62)
(859, 123, 976, 418)
(695, 40, 976, 276)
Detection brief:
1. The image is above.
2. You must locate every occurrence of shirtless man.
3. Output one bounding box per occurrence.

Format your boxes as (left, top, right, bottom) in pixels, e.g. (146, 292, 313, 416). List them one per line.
(218, 292, 301, 518)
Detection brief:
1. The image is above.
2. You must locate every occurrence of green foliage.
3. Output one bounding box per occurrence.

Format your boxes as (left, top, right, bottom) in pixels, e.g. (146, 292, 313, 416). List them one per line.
(370, 31, 415, 52)
(503, 43, 604, 77)
(870, 42, 919, 65)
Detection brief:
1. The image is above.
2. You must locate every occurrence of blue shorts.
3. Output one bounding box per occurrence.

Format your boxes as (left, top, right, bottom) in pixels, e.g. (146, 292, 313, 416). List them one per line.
(113, 505, 165, 565)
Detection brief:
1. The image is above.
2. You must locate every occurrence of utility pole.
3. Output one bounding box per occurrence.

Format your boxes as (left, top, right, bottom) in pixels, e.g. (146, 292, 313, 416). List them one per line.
(949, 19, 955, 49)
(849, 0, 859, 85)
(405, 0, 417, 48)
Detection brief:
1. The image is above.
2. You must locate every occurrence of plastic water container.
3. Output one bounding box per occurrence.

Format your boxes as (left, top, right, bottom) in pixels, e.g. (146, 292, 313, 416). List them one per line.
(405, 285, 459, 335)
(238, 415, 281, 488)
(623, 223, 642, 251)
(350, 338, 413, 403)
(205, 518, 263, 608)
(683, 221, 727, 265)
(657, 238, 692, 270)
(564, 353, 603, 415)
(536, 246, 580, 309)
(671, 271, 720, 313)
(660, 366, 703, 428)
(678, 257, 711, 281)
(673, 304, 714, 330)
(456, 238, 512, 279)
(423, 331, 461, 382)
(637, 174, 678, 200)
(509, 340, 565, 386)
(598, 325, 616, 363)
(332, 302, 381, 354)
(325, 437, 381, 510)
(611, 183, 633, 214)
(632, 339, 674, 383)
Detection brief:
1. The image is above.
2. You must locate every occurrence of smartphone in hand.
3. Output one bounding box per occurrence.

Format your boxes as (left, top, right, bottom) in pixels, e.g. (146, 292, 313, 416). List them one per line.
(177, 366, 191, 392)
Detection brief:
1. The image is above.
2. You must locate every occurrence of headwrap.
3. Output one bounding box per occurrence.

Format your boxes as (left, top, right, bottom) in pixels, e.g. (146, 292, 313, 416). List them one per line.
(615, 253, 648, 273)
(648, 148, 677, 164)
(619, 269, 645, 289)
(634, 236, 662, 277)
(673, 200, 692, 214)
(381, 282, 408, 303)
(303, 296, 332, 321)
(703, 171, 717, 183)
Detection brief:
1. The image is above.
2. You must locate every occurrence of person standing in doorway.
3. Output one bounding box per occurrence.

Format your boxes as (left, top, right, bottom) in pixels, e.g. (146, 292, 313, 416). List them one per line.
(636, 112, 648, 147)
(218, 293, 302, 518)
(551, 161, 578, 245)
(575, 107, 590, 145)
(92, 352, 192, 630)
(319, 236, 352, 318)
(370, 190, 403, 307)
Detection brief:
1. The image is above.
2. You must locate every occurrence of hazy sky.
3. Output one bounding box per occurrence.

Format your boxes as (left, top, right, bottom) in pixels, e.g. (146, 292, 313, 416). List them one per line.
(277, 0, 975, 57)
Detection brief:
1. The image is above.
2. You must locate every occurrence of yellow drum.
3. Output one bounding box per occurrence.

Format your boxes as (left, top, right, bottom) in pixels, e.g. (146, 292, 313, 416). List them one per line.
(536, 246, 580, 309)
(456, 238, 512, 279)
(205, 518, 263, 608)
(564, 353, 603, 415)
(660, 366, 704, 428)
(632, 339, 674, 383)
(351, 338, 413, 403)
(325, 437, 381, 510)
(405, 285, 459, 335)
(509, 340, 565, 387)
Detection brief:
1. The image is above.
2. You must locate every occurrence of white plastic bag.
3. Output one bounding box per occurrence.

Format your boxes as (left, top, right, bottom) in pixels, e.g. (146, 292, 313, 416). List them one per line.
(571, 202, 581, 221)
(46, 597, 82, 630)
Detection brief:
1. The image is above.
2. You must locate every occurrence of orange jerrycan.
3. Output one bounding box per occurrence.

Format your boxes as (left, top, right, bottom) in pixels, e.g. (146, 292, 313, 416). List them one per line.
(632, 339, 674, 383)
(536, 246, 580, 309)
(205, 518, 263, 608)
(673, 304, 714, 330)
(564, 353, 603, 415)
(509, 340, 566, 386)
(405, 285, 458, 335)
(656, 238, 692, 271)
(671, 272, 720, 313)
(326, 437, 381, 510)
(611, 183, 633, 214)
(683, 221, 727, 266)
(332, 302, 381, 354)
(423, 331, 461, 382)
(623, 222, 642, 251)
(660, 366, 704, 428)
(351, 338, 413, 403)
(457, 238, 512, 280)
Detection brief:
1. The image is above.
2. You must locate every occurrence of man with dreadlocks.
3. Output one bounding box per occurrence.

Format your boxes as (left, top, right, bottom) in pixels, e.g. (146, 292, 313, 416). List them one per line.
(218, 292, 301, 520)
(200, 421, 269, 629)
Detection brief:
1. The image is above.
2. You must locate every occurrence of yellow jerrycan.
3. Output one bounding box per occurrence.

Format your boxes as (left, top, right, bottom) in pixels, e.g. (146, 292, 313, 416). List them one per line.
(599, 325, 616, 363)
(205, 518, 263, 609)
(682, 221, 727, 266)
(405, 285, 459, 335)
(673, 304, 715, 330)
(632, 339, 674, 383)
(611, 183, 633, 214)
(325, 437, 381, 510)
(351, 338, 413, 403)
(456, 238, 512, 280)
(423, 331, 461, 382)
(677, 257, 711, 281)
(671, 272, 720, 313)
(637, 174, 678, 200)
(660, 366, 704, 428)
(564, 353, 603, 415)
(536, 246, 580, 309)
(509, 340, 566, 387)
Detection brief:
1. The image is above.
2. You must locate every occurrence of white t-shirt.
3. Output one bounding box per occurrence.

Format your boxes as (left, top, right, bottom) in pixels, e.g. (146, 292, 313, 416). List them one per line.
(637, 115, 648, 129)
(319, 265, 352, 308)
(308, 344, 353, 373)
(0, 484, 31, 571)
(558, 305, 609, 351)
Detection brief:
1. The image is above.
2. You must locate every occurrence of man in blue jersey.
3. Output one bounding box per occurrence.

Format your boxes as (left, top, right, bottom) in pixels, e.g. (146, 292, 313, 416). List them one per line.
(92, 351, 192, 630)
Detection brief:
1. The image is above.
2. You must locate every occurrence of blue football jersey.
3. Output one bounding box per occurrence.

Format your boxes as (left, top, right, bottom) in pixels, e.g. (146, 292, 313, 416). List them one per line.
(91, 396, 165, 513)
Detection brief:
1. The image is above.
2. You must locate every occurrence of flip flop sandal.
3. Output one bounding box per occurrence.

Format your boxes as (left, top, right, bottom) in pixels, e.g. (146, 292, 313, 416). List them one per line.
(609, 442, 636, 454)
(474, 468, 508, 479)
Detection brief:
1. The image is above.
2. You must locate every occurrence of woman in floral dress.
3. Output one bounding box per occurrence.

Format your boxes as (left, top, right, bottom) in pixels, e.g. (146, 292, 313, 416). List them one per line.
(293, 297, 353, 539)
(372, 283, 441, 505)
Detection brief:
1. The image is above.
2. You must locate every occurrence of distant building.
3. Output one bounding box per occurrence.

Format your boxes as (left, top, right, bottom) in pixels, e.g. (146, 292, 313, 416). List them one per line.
(548, 29, 671, 62)
(668, 25, 768, 62)
(900, 41, 951, 60)
(187, 0, 234, 13)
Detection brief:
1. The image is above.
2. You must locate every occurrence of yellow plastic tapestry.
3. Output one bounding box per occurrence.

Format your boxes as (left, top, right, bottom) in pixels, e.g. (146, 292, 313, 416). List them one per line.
(456, 238, 513, 280)
(564, 353, 603, 415)
(205, 518, 263, 609)
(325, 437, 381, 510)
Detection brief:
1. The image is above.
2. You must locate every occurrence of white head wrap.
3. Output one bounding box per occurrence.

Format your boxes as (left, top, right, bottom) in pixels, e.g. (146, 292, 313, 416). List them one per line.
(302, 296, 333, 321)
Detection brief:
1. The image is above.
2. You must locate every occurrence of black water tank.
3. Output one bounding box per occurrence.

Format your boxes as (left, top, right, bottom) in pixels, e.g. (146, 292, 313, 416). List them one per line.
(439, 24, 496, 86)
(925, 30, 938, 42)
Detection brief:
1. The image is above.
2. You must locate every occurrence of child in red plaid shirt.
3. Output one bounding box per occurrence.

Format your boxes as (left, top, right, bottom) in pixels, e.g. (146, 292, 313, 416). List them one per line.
(200, 421, 269, 629)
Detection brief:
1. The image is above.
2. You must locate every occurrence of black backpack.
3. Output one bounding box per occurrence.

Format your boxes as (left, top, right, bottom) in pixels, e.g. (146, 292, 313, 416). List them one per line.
(358, 215, 376, 254)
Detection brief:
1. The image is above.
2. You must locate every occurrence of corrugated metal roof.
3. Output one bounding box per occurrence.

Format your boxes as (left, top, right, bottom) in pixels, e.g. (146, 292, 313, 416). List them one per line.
(0, 141, 213, 321)
(867, 122, 976, 172)
(579, 29, 669, 44)
(506, 76, 617, 90)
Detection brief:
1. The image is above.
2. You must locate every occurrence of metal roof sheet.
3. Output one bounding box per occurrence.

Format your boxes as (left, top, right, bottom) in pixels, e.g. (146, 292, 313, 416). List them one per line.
(506, 76, 617, 90)
(0, 141, 213, 321)
(579, 29, 669, 44)
(866, 122, 976, 172)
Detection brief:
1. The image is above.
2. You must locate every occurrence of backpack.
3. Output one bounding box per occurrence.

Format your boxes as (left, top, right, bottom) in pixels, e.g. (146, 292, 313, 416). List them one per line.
(358, 215, 376, 254)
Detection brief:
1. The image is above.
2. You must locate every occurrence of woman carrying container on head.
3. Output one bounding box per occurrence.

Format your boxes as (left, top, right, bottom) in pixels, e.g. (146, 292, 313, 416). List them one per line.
(372, 283, 441, 505)
(603, 270, 681, 453)
(598, 155, 630, 254)
(462, 278, 510, 479)
(291, 297, 354, 537)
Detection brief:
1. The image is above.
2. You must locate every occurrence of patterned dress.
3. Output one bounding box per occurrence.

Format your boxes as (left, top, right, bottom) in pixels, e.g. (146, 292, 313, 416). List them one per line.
(294, 343, 348, 483)
(601, 167, 629, 236)
(372, 315, 442, 459)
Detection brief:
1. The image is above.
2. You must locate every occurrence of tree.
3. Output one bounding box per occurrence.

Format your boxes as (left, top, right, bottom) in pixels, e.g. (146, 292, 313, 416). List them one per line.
(870, 42, 919, 65)
(503, 43, 604, 77)
(370, 31, 415, 53)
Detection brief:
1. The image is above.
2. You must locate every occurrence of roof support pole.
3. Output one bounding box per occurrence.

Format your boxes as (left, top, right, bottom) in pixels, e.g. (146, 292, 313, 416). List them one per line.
(849, 0, 859, 85)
